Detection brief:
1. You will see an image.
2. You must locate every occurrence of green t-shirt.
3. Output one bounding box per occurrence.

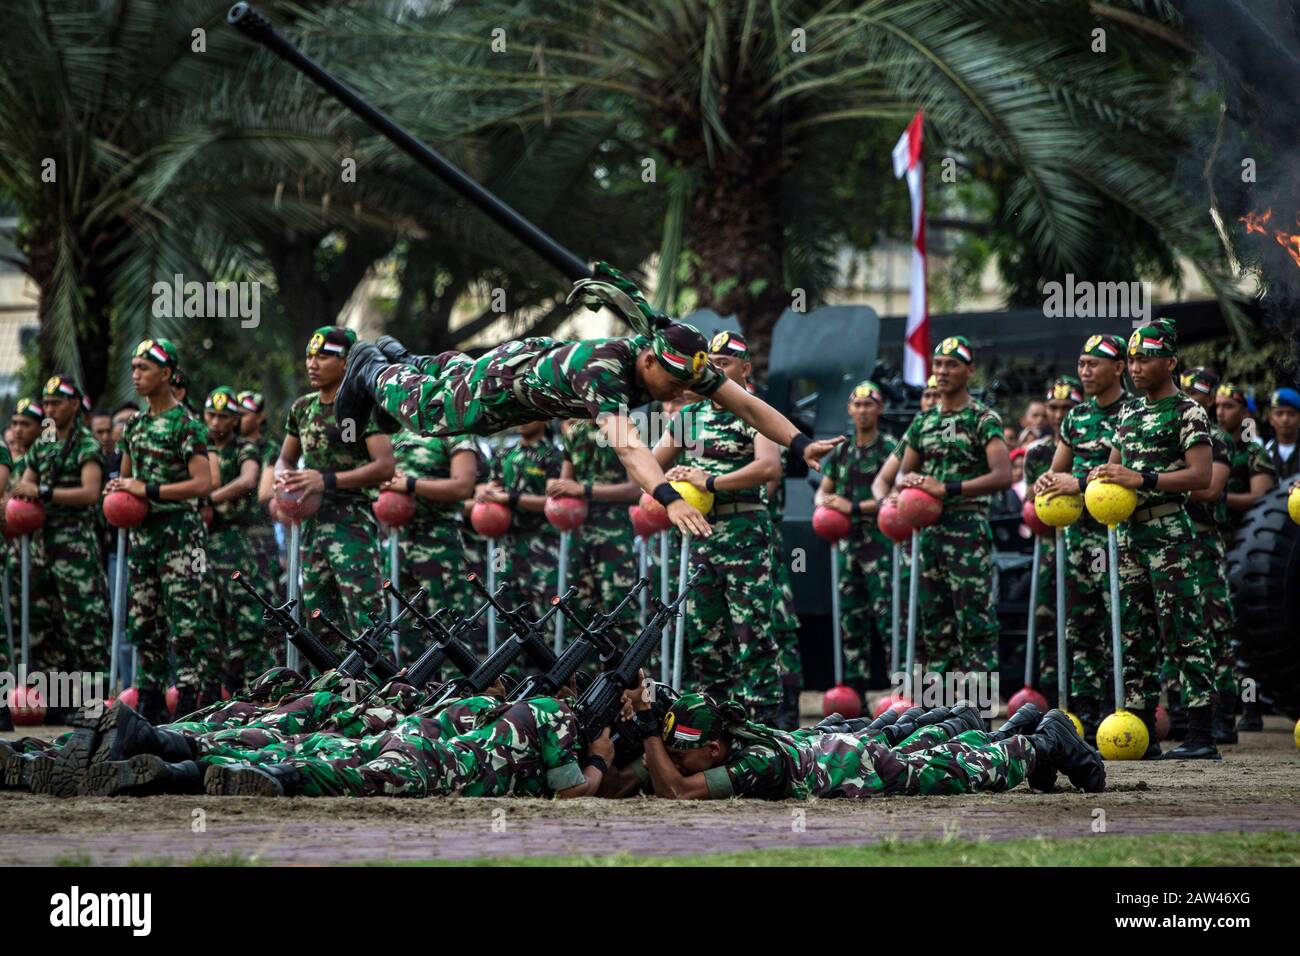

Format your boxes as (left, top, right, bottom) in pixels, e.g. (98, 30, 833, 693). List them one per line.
(1060, 392, 1131, 479)
(285, 392, 381, 510)
(25, 422, 104, 526)
(898, 399, 1004, 511)
(560, 420, 627, 512)
(496, 438, 563, 534)
(1022, 435, 1056, 487)
(1187, 425, 1232, 528)
(392, 431, 476, 521)
(675, 399, 765, 508)
(211, 437, 261, 528)
(120, 404, 208, 514)
(820, 432, 894, 527)
(1113, 391, 1210, 510)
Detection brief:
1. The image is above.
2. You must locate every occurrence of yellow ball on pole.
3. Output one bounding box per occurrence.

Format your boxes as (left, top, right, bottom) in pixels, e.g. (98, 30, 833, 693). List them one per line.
(1034, 493, 1083, 528)
(1096, 709, 1149, 760)
(1060, 709, 1085, 740)
(1288, 484, 1300, 525)
(1085, 480, 1138, 526)
(671, 480, 714, 516)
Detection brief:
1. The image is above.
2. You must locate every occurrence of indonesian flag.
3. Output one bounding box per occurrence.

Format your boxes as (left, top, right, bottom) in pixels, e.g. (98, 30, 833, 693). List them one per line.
(892, 111, 930, 386)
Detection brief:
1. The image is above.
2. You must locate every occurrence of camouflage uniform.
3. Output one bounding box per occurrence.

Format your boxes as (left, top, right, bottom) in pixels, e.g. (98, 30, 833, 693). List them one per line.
(1223, 436, 1274, 682)
(560, 421, 636, 626)
(286, 393, 384, 635)
(899, 400, 1004, 673)
(120, 406, 220, 693)
(1022, 435, 1059, 692)
(820, 433, 896, 688)
(247, 434, 281, 586)
(1185, 426, 1237, 698)
(19, 422, 111, 674)
(207, 435, 272, 683)
(0, 442, 13, 673)
(496, 437, 563, 625)
(676, 400, 782, 713)
(375, 335, 725, 437)
(390, 431, 477, 658)
(768, 459, 802, 684)
(1114, 394, 1214, 709)
(1059, 393, 1128, 707)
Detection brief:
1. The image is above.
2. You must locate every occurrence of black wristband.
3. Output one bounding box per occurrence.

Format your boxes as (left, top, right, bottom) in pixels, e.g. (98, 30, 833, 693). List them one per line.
(405, 475, 417, 494)
(789, 432, 812, 461)
(508, 490, 521, 510)
(944, 480, 962, 498)
(652, 482, 683, 508)
(851, 499, 861, 516)
(584, 755, 609, 776)
(705, 475, 717, 494)
(634, 711, 661, 737)
(1140, 471, 1159, 491)
(583, 482, 593, 501)
(321, 471, 337, 492)
(146, 483, 161, 502)
(38, 484, 53, 502)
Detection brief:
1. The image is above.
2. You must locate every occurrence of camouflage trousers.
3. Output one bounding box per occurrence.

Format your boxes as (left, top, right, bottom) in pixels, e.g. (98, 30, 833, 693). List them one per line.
(393, 516, 471, 660)
(1063, 516, 1113, 706)
(18, 519, 111, 675)
(836, 528, 893, 688)
(299, 501, 384, 637)
(568, 506, 636, 629)
(127, 510, 220, 693)
(503, 528, 559, 626)
(771, 524, 802, 684)
(265, 697, 585, 798)
(207, 525, 276, 686)
(916, 511, 999, 675)
(1189, 525, 1238, 698)
(684, 510, 782, 711)
(247, 524, 280, 589)
(1028, 533, 1058, 694)
(458, 526, 488, 619)
(1117, 510, 1213, 709)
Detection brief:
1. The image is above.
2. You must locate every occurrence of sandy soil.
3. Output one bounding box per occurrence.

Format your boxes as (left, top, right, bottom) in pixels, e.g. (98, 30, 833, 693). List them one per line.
(1, 716, 1295, 864)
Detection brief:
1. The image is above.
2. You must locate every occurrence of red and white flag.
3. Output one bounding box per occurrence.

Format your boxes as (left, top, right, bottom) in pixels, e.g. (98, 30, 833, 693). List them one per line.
(892, 111, 930, 386)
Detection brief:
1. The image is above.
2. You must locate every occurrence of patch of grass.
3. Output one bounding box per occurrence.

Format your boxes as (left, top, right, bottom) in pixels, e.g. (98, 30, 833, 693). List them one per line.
(52, 852, 93, 867)
(382, 831, 1300, 867)
(127, 850, 258, 867)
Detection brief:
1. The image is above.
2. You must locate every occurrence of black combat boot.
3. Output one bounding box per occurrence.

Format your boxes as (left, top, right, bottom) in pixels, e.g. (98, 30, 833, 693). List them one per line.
(204, 762, 303, 797)
(82, 754, 203, 796)
(881, 707, 935, 745)
(1236, 700, 1263, 733)
(336, 341, 402, 434)
(4, 746, 54, 792)
(87, 702, 195, 780)
(991, 702, 1042, 741)
(376, 334, 424, 367)
(45, 705, 104, 797)
(0, 706, 12, 733)
(1165, 693, 1188, 740)
(136, 688, 169, 726)
(1212, 695, 1238, 746)
(776, 681, 801, 731)
(1029, 710, 1106, 792)
(939, 703, 987, 738)
(1161, 706, 1220, 760)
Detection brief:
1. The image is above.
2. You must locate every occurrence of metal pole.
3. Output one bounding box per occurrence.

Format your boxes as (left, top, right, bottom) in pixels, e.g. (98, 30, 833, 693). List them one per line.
(1108, 526, 1124, 709)
(554, 530, 569, 652)
(904, 530, 922, 701)
(890, 542, 901, 676)
(659, 531, 670, 684)
(388, 528, 401, 665)
(286, 521, 301, 670)
(830, 543, 843, 685)
(1055, 528, 1068, 709)
(19, 535, 30, 668)
(671, 533, 691, 690)
(2, 552, 14, 672)
(485, 538, 498, 653)
(1025, 537, 1041, 687)
(110, 529, 128, 692)
(636, 536, 649, 629)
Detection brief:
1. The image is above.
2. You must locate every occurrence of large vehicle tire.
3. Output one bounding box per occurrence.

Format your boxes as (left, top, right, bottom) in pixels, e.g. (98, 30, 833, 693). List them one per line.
(1227, 484, 1300, 718)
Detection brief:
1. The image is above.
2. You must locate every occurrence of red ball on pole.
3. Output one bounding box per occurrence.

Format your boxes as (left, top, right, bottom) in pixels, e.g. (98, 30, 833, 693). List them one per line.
(628, 504, 658, 538)
(1007, 685, 1048, 716)
(544, 495, 588, 532)
(877, 501, 912, 543)
(4, 497, 45, 538)
(822, 684, 862, 718)
(373, 490, 417, 528)
(897, 488, 942, 529)
(470, 501, 512, 538)
(1155, 704, 1170, 741)
(872, 695, 913, 718)
(637, 492, 673, 532)
(116, 687, 140, 711)
(275, 488, 321, 522)
(812, 505, 851, 543)
(1021, 496, 1052, 536)
(103, 491, 149, 529)
(7, 686, 46, 725)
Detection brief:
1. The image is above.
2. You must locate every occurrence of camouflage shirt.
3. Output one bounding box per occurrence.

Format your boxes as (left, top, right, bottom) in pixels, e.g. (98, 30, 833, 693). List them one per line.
(676, 399, 765, 508)
(121, 403, 208, 514)
(898, 399, 1004, 511)
(26, 422, 104, 527)
(393, 431, 476, 521)
(820, 431, 894, 527)
(285, 392, 381, 510)
(1113, 391, 1210, 510)
(1060, 391, 1130, 479)
(1022, 435, 1056, 487)
(210, 437, 261, 528)
(0, 442, 12, 481)
(1225, 436, 1275, 529)
(561, 420, 628, 513)
(496, 438, 564, 534)
(702, 724, 896, 800)
(1186, 425, 1232, 529)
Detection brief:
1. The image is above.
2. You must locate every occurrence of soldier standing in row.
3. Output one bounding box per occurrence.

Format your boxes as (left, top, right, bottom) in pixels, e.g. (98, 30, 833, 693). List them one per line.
(1263, 387, 1299, 481)
(895, 336, 1011, 677)
(1091, 322, 1215, 759)
(1034, 334, 1130, 741)
(0, 416, 13, 730)
(816, 380, 895, 710)
(236, 390, 281, 586)
(767, 448, 803, 730)
(656, 331, 783, 722)
(106, 339, 216, 722)
(277, 327, 394, 635)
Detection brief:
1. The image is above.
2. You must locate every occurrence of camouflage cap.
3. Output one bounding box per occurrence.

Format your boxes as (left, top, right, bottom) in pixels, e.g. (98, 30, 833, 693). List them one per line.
(236, 389, 265, 414)
(42, 374, 83, 402)
(1046, 376, 1083, 404)
(1081, 334, 1126, 360)
(661, 693, 727, 750)
(850, 380, 884, 405)
(1127, 320, 1178, 358)
(14, 398, 44, 421)
(709, 330, 749, 362)
(306, 326, 356, 358)
(134, 337, 179, 369)
(205, 386, 240, 415)
(933, 335, 973, 364)
(653, 322, 711, 382)
(1179, 366, 1219, 397)
(1215, 382, 1248, 406)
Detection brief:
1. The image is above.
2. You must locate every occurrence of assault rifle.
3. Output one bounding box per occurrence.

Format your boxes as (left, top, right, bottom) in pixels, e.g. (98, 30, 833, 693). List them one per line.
(511, 577, 649, 701)
(423, 573, 571, 708)
(573, 566, 704, 744)
(231, 571, 341, 674)
(314, 593, 422, 686)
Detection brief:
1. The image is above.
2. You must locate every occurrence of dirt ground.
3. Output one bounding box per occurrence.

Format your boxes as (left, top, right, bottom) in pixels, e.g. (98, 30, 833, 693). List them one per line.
(2, 714, 1296, 865)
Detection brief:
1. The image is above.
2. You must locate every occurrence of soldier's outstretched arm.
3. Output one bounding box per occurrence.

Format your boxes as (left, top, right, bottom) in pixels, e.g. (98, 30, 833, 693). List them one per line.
(709, 378, 845, 467)
(599, 413, 712, 537)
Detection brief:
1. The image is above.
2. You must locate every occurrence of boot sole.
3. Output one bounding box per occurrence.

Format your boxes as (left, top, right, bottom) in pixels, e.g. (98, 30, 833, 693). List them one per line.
(86, 703, 136, 778)
(203, 764, 284, 797)
(27, 754, 59, 795)
(51, 712, 101, 798)
(82, 754, 174, 797)
(1157, 748, 1222, 761)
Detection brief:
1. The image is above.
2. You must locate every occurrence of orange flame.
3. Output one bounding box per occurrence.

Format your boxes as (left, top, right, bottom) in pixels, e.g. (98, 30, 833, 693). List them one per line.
(1239, 208, 1300, 268)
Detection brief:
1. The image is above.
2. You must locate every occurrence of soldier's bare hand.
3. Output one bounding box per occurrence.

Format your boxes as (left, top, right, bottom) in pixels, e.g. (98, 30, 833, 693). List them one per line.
(667, 499, 711, 537)
(589, 728, 615, 764)
(665, 465, 708, 490)
(1090, 464, 1142, 488)
(12, 481, 40, 500)
(803, 436, 846, 469)
(547, 478, 583, 498)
